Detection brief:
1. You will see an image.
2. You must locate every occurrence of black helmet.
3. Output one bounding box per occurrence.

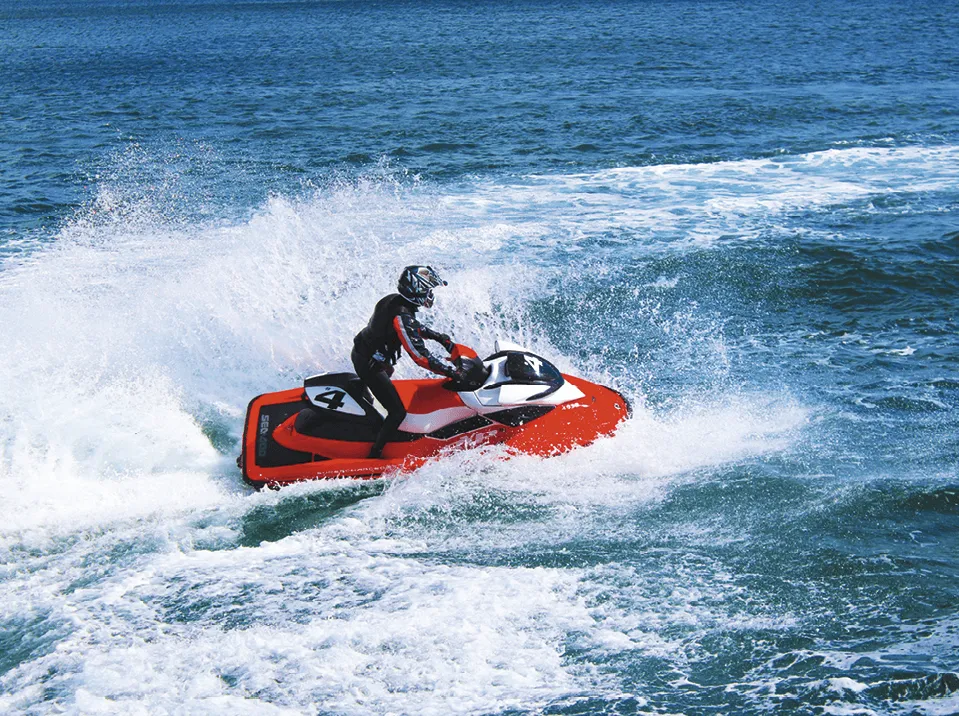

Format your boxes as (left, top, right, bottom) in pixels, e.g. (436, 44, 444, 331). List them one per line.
(398, 265, 447, 308)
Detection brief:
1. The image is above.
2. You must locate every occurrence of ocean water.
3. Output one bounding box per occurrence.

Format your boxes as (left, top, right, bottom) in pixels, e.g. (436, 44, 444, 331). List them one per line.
(1, 0, 958, 713)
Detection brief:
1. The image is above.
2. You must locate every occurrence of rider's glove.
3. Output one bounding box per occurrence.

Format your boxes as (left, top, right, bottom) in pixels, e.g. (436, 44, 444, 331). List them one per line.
(442, 363, 466, 382)
(436, 333, 454, 353)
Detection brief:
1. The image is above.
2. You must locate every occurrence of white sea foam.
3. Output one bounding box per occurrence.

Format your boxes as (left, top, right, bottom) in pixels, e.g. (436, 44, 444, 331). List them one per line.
(443, 144, 959, 250)
(0, 449, 806, 714)
(906, 694, 959, 716)
(0, 536, 595, 714)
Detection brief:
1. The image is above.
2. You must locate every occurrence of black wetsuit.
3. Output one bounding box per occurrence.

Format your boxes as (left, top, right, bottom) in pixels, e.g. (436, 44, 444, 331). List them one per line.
(351, 293, 458, 458)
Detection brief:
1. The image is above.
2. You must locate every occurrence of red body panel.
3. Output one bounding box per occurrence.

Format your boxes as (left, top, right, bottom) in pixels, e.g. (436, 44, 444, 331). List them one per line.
(395, 379, 465, 414)
(240, 374, 629, 489)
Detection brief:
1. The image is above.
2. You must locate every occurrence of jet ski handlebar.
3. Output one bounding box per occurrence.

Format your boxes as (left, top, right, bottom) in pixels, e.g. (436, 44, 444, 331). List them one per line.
(445, 343, 490, 391)
(449, 343, 479, 362)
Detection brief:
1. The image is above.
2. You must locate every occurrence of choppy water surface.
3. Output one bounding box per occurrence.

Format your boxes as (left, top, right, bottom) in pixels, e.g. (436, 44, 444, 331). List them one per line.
(1, 1, 958, 714)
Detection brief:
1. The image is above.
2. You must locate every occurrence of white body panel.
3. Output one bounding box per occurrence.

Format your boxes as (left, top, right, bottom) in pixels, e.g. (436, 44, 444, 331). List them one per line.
(399, 406, 477, 434)
(494, 339, 530, 354)
(459, 353, 585, 410)
(458, 381, 585, 412)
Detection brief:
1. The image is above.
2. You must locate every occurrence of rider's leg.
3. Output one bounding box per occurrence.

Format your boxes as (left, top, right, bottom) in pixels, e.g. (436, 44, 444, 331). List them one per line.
(364, 369, 407, 459)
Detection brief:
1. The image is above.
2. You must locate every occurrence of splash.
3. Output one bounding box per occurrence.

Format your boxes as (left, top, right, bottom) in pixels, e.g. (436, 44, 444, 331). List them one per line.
(0, 150, 854, 716)
(0, 149, 821, 537)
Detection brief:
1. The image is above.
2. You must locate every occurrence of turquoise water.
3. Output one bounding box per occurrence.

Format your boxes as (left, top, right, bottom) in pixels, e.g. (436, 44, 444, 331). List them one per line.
(1, 1, 958, 713)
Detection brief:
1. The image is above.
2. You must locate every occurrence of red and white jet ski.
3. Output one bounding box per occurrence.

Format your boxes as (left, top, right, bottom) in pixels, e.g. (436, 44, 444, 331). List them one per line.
(239, 341, 630, 489)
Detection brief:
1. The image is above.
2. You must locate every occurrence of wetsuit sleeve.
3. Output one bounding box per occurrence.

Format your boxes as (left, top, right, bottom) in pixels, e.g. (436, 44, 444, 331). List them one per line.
(393, 314, 458, 378)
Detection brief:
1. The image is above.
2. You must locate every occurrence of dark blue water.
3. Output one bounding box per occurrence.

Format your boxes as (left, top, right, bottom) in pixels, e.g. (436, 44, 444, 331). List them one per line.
(1, 1, 958, 714)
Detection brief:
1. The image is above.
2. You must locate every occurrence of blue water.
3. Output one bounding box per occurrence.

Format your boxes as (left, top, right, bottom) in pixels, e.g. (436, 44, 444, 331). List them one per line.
(2, 1, 958, 713)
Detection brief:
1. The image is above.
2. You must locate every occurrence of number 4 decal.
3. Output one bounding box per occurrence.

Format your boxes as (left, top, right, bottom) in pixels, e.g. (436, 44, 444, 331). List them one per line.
(305, 383, 366, 416)
(314, 389, 346, 411)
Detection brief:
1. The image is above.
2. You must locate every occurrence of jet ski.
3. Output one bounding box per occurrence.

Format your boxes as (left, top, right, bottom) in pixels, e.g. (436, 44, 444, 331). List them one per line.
(239, 340, 630, 489)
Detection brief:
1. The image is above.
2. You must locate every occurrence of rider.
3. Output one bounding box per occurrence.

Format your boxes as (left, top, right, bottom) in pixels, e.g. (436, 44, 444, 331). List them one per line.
(352, 265, 463, 459)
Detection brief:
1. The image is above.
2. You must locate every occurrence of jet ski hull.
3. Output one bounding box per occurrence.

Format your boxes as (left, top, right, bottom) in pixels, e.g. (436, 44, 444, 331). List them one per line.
(240, 375, 628, 489)
(239, 346, 630, 489)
